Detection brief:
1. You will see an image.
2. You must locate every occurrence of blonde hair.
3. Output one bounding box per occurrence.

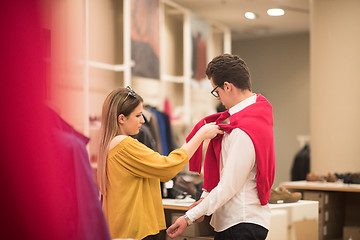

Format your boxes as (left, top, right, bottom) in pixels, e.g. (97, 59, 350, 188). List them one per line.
(97, 87, 143, 196)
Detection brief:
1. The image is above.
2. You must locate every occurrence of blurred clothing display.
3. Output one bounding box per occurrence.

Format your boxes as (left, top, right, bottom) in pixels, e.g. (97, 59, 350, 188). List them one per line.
(291, 144, 310, 181)
(47, 108, 110, 240)
(0, 1, 110, 239)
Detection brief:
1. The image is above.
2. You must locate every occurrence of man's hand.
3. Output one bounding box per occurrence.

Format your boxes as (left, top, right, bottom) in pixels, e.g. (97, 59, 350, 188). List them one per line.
(166, 216, 187, 239)
(188, 198, 205, 223)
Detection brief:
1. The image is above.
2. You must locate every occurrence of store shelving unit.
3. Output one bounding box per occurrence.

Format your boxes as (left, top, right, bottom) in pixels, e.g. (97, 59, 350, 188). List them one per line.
(45, 0, 231, 167)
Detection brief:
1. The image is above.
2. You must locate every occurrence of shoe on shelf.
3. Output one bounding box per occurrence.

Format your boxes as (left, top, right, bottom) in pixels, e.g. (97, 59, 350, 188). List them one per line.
(326, 172, 338, 182)
(306, 172, 325, 182)
(268, 187, 302, 204)
(173, 176, 197, 199)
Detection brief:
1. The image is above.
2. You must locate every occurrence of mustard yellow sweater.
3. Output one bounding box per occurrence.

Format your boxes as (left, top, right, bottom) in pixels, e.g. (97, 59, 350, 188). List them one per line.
(103, 136, 188, 240)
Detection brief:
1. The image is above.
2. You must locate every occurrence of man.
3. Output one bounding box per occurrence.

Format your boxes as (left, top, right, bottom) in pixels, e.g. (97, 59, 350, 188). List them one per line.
(166, 54, 275, 240)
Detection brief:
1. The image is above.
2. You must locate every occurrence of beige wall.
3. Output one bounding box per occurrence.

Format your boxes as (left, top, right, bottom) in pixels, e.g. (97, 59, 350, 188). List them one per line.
(310, 0, 360, 173)
(232, 33, 310, 187)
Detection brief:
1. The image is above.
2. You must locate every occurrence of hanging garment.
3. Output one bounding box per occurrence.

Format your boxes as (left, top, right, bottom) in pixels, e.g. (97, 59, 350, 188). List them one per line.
(132, 124, 157, 151)
(291, 144, 310, 181)
(48, 108, 110, 240)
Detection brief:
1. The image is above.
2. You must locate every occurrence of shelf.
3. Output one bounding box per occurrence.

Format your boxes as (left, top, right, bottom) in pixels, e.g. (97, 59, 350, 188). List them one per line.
(88, 61, 128, 72)
(281, 180, 360, 193)
(161, 74, 186, 83)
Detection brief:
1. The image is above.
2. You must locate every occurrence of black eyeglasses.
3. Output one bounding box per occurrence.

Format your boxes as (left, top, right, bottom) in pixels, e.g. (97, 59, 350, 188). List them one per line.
(211, 84, 223, 98)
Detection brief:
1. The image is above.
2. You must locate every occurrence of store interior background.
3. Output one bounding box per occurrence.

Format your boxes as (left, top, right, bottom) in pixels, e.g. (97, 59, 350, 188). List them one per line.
(41, 0, 359, 189)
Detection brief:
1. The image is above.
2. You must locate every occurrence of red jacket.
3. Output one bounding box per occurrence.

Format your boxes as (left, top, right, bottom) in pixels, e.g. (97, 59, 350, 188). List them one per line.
(186, 94, 275, 205)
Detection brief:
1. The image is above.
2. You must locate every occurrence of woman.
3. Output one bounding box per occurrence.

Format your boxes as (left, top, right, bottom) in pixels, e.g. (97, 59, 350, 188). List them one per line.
(98, 87, 222, 240)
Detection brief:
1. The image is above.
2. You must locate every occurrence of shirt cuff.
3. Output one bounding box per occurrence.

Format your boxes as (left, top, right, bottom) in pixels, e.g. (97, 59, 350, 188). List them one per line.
(200, 190, 209, 199)
(185, 209, 196, 223)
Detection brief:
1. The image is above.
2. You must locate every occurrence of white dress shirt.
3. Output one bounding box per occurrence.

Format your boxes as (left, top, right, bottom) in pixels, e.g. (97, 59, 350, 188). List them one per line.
(186, 94, 271, 232)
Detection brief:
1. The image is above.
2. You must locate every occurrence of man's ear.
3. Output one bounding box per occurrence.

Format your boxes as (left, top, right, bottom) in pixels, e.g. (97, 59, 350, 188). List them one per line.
(118, 114, 126, 124)
(223, 81, 232, 92)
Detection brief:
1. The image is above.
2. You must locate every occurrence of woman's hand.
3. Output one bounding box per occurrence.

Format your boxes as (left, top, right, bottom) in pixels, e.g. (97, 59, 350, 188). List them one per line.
(197, 122, 223, 140)
(181, 122, 223, 159)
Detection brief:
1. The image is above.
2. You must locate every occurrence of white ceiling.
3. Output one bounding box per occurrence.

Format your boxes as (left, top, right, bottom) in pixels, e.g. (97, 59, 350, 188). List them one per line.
(170, 0, 310, 40)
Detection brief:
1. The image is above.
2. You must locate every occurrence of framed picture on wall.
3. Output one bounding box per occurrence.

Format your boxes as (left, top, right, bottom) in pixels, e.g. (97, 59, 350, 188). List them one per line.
(130, 0, 160, 79)
(190, 13, 209, 82)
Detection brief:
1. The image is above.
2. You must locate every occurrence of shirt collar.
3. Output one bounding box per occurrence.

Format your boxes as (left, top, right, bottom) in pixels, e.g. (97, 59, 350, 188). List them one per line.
(229, 93, 257, 115)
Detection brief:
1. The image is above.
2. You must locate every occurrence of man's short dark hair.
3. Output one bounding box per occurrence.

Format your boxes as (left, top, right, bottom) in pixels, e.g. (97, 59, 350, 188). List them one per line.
(206, 54, 252, 91)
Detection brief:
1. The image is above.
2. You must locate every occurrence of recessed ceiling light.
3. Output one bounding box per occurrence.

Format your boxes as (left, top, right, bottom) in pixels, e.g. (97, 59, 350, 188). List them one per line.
(267, 8, 285, 16)
(245, 12, 257, 20)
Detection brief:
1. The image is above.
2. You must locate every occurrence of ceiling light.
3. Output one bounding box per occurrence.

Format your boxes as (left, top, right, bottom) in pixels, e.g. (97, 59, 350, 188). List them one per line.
(267, 8, 285, 16)
(245, 12, 257, 20)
